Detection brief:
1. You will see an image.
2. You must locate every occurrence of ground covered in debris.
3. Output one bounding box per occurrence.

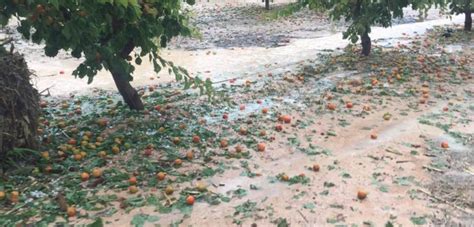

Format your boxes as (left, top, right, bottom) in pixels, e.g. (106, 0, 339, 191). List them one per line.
(0, 26, 472, 226)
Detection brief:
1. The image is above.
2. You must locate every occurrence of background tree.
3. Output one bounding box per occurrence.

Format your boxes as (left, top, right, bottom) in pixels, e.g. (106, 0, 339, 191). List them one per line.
(450, 0, 472, 31)
(411, 0, 472, 31)
(262, 0, 272, 10)
(306, 0, 411, 56)
(0, 0, 211, 110)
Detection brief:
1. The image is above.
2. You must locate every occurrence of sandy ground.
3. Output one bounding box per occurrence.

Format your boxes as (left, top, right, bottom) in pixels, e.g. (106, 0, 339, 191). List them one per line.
(0, 2, 472, 226)
(61, 27, 472, 226)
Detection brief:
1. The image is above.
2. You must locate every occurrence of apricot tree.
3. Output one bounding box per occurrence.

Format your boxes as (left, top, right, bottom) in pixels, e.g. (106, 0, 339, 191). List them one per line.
(412, 0, 472, 31)
(449, 0, 472, 31)
(0, 0, 210, 110)
(309, 0, 411, 56)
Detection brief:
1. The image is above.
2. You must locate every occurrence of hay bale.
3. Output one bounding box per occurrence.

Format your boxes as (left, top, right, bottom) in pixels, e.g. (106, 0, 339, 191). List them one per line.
(0, 50, 40, 160)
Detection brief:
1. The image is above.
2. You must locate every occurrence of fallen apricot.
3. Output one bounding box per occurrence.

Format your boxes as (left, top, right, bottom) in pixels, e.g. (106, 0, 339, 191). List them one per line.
(371, 78, 378, 86)
(192, 135, 201, 143)
(235, 145, 243, 153)
(10, 191, 19, 203)
(98, 151, 107, 158)
(92, 168, 102, 178)
(80, 172, 89, 181)
(186, 151, 194, 160)
(44, 165, 53, 173)
(281, 174, 289, 181)
(144, 149, 153, 156)
(68, 139, 77, 145)
(41, 151, 49, 159)
(74, 154, 82, 161)
(257, 143, 266, 152)
(111, 146, 120, 154)
(129, 185, 138, 194)
(327, 103, 336, 111)
(174, 159, 183, 166)
(97, 118, 108, 127)
(312, 164, 320, 172)
(346, 102, 353, 109)
(172, 137, 181, 145)
(39, 100, 48, 108)
(129, 176, 137, 185)
(165, 185, 174, 195)
(196, 182, 207, 192)
(220, 139, 228, 148)
(441, 141, 449, 149)
(370, 134, 378, 140)
(186, 195, 195, 205)
(275, 125, 283, 132)
(281, 115, 291, 124)
(357, 190, 368, 200)
(156, 172, 166, 181)
(262, 108, 269, 114)
(67, 206, 76, 217)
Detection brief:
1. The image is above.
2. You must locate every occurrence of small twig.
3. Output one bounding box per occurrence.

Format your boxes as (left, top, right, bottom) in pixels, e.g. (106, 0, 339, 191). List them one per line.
(5, 201, 31, 215)
(423, 153, 437, 157)
(163, 192, 173, 206)
(423, 165, 444, 173)
(367, 155, 380, 160)
(0, 38, 13, 46)
(297, 209, 309, 223)
(417, 188, 473, 215)
(39, 85, 54, 96)
(164, 91, 182, 98)
(60, 130, 71, 139)
(396, 160, 410, 164)
(385, 148, 403, 156)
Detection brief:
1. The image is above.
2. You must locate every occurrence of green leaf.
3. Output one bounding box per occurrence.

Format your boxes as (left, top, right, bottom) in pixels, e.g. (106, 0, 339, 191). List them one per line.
(410, 216, 427, 225)
(49, 0, 59, 9)
(303, 202, 316, 210)
(131, 214, 160, 227)
(87, 218, 104, 227)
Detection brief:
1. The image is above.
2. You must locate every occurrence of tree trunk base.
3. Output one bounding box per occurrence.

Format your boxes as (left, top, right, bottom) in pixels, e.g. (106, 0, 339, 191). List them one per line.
(465, 11, 472, 31)
(361, 33, 371, 56)
(111, 71, 144, 110)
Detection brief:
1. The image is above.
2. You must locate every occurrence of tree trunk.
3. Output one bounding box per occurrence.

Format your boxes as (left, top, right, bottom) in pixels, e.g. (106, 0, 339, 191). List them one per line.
(107, 39, 144, 110)
(265, 0, 270, 10)
(465, 10, 472, 31)
(361, 32, 371, 56)
(110, 69, 144, 110)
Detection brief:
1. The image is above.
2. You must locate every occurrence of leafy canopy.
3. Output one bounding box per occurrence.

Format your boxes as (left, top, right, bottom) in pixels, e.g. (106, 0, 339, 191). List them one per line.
(0, 0, 211, 93)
